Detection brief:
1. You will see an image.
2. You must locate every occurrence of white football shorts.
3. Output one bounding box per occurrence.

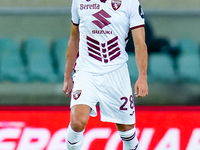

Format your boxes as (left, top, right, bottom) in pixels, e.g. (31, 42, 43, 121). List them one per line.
(70, 63, 136, 125)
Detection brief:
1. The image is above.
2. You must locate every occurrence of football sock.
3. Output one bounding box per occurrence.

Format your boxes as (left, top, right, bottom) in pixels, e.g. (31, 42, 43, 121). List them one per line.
(66, 124, 84, 150)
(118, 127, 140, 150)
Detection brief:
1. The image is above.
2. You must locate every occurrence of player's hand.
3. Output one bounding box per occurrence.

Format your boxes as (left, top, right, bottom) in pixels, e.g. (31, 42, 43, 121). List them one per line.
(62, 78, 73, 97)
(134, 77, 148, 97)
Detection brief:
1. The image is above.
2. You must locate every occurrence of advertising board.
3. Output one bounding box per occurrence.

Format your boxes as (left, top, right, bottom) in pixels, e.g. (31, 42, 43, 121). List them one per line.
(0, 106, 200, 150)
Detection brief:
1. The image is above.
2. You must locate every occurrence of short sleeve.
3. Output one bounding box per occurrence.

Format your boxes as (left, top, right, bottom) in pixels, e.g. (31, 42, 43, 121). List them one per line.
(129, 0, 145, 30)
(71, 0, 79, 25)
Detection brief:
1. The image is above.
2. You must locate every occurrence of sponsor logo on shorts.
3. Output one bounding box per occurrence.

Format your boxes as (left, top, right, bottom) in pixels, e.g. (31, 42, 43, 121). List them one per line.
(73, 90, 82, 100)
(111, 0, 122, 11)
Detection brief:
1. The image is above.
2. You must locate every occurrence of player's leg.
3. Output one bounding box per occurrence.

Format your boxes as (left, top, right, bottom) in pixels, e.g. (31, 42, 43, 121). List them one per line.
(98, 64, 140, 149)
(66, 71, 99, 150)
(66, 104, 91, 150)
(116, 124, 140, 150)
(70, 104, 91, 132)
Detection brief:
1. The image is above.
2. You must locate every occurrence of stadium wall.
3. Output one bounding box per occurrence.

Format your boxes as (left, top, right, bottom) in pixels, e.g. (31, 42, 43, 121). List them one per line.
(0, 8, 199, 43)
(0, 0, 200, 9)
(0, 1, 199, 106)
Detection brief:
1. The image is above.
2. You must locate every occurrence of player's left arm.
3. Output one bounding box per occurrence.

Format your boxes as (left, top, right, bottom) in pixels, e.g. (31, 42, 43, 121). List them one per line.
(132, 27, 148, 97)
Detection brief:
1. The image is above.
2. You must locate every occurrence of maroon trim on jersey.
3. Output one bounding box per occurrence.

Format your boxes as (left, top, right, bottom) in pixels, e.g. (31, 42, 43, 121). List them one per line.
(87, 42, 100, 51)
(108, 42, 119, 50)
(88, 47, 101, 56)
(110, 51, 121, 61)
(87, 36, 100, 45)
(102, 48, 106, 53)
(107, 36, 118, 45)
(89, 52, 102, 61)
(130, 24, 145, 30)
(71, 20, 79, 26)
(101, 43, 106, 47)
(86, 36, 121, 63)
(107, 36, 120, 61)
(109, 47, 120, 55)
(104, 59, 108, 63)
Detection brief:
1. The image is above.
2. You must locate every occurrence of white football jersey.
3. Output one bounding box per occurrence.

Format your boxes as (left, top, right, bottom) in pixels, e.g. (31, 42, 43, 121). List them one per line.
(71, 0, 145, 74)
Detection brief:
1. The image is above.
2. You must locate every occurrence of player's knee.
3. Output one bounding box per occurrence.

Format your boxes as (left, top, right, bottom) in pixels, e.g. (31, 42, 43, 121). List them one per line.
(71, 117, 88, 132)
(71, 121, 87, 132)
(116, 123, 135, 132)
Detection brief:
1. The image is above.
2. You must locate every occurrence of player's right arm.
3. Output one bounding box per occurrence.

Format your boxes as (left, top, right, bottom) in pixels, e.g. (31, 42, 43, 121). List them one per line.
(132, 27, 148, 97)
(62, 23, 79, 97)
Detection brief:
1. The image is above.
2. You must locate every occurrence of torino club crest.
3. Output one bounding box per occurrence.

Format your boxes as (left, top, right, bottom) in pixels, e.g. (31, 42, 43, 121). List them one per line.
(73, 90, 82, 100)
(111, 0, 122, 11)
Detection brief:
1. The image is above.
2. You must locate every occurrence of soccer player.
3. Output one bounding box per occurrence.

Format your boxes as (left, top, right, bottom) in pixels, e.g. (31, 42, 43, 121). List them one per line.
(63, 0, 148, 149)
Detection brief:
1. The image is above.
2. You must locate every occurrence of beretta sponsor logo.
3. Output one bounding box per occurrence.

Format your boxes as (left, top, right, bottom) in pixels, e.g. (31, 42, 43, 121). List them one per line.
(80, 4, 100, 10)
